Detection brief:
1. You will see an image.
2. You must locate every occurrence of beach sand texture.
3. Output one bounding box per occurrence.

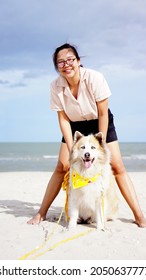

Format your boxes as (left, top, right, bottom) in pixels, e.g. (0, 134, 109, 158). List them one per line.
(0, 172, 146, 260)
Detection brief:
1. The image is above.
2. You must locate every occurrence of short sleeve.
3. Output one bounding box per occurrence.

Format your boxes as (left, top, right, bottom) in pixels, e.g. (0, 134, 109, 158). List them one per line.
(91, 71, 112, 102)
(50, 82, 63, 111)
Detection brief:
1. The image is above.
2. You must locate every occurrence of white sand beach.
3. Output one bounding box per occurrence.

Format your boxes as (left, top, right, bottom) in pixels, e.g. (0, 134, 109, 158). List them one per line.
(0, 171, 146, 260)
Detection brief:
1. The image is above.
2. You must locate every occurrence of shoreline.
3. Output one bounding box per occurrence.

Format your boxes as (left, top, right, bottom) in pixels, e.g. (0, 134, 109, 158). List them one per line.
(0, 171, 146, 260)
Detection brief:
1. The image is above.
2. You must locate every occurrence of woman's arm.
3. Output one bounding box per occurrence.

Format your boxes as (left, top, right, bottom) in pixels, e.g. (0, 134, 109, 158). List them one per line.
(96, 98, 109, 141)
(57, 111, 73, 152)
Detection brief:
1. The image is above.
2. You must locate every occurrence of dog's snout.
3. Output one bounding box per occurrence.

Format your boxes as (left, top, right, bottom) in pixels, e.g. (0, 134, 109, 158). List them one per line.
(84, 152, 90, 158)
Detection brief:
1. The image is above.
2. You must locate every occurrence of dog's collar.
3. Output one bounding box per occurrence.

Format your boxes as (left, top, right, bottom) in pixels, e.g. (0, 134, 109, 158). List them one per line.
(72, 169, 101, 189)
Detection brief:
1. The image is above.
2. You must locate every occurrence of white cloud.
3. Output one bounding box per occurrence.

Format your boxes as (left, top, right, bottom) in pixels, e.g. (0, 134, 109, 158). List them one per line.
(99, 63, 146, 81)
(0, 0, 146, 141)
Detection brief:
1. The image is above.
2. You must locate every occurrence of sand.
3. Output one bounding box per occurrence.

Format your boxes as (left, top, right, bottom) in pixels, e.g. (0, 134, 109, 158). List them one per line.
(0, 171, 146, 261)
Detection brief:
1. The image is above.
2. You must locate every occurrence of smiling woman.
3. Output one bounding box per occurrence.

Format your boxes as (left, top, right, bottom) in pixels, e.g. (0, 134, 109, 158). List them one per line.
(53, 44, 80, 71)
(27, 43, 146, 228)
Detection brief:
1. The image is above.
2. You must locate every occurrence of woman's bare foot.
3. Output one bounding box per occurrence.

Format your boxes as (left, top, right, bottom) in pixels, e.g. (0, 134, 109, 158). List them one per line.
(27, 213, 46, 225)
(134, 216, 146, 228)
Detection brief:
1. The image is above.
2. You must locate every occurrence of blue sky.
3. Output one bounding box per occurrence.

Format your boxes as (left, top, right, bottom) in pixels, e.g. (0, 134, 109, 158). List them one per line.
(0, 0, 146, 142)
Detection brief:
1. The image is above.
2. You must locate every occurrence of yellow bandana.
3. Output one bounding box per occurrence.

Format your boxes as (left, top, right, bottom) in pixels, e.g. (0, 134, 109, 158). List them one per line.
(72, 169, 101, 189)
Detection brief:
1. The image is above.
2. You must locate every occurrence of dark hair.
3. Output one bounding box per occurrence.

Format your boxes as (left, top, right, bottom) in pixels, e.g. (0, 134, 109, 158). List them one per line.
(53, 43, 80, 71)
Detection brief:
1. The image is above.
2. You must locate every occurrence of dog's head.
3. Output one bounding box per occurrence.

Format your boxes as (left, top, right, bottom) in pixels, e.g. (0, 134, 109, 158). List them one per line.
(70, 131, 110, 169)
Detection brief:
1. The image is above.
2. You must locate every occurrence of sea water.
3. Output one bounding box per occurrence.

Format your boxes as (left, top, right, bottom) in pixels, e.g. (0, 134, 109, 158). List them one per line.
(0, 142, 146, 172)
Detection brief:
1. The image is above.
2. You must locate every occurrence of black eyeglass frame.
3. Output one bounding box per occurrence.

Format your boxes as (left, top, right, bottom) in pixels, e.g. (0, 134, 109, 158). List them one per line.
(57, 58, 77, 68)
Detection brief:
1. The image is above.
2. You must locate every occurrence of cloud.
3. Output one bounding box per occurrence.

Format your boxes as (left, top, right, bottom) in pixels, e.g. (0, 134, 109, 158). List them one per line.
(1, 0, 146, 72)
(0, 79, 9, 85)
(0, 0, 146, 141)
(0, 70, 27, 90)
(9, 82, 27, 88)
(0, 68, 57, 94)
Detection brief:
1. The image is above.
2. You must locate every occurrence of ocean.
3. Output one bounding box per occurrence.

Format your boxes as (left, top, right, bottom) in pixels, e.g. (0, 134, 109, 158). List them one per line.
(0, 142, 146, 172)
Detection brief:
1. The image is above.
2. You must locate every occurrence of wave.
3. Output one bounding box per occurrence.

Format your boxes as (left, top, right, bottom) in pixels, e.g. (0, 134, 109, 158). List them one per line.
(0, 154, 146, 161)
(43, 155, 58, 159)
(0, 157, 32, 161)
(123, 154, 146, 160)
(0, 155, 58, 161)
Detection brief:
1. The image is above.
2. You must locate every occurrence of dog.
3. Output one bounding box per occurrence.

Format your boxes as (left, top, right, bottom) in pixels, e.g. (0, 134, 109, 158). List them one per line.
(68, 131, 118, 230)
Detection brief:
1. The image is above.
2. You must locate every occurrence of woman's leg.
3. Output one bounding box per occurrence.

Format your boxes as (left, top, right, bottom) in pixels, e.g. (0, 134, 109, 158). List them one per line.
(107, 140, 146, 227)
(27, 143, 69, 225)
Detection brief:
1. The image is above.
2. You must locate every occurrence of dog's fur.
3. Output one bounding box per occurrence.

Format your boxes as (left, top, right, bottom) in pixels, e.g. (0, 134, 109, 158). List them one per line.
(68, 131, 118, 230)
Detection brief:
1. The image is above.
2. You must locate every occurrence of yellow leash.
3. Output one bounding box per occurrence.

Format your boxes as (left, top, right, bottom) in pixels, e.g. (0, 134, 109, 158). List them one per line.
(31, 228, 94, 260)
(19, 172, 70, 260)
(19, 171, 104, 260)
(62, 171, 70, 221)
(19, 207, 65, 260)
(19, 210, 95, 260)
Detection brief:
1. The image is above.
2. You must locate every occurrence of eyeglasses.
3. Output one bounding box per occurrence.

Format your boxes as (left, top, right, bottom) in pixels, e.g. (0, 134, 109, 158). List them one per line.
(57, 58, 76, 68)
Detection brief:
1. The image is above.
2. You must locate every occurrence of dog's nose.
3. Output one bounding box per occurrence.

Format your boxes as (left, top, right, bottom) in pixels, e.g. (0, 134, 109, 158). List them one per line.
(84, 152, 90, 158)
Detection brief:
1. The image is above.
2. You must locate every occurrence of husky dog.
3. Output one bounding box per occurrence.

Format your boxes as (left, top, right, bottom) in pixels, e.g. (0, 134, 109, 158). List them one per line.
(68, 131, 118, 230)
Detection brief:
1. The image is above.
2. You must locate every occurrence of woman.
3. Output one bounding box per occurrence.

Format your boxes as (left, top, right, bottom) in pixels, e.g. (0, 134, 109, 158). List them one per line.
(28, 43, 146, 227)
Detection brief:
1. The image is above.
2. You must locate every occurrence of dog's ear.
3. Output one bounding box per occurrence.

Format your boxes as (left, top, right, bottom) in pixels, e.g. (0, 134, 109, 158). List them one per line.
(74, 131, 84, 143)
(94, 132, 105, 144)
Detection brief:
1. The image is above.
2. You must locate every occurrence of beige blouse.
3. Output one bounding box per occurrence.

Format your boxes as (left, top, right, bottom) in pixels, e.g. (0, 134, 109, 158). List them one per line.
(50, 67, 111, 121)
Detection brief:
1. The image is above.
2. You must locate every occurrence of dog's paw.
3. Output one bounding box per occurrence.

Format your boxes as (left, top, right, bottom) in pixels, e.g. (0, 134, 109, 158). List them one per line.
(68, 221, 77, 230)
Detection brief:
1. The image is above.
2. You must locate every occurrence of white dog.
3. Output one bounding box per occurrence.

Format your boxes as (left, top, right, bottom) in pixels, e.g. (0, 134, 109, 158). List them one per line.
(68, 131, 118, 230)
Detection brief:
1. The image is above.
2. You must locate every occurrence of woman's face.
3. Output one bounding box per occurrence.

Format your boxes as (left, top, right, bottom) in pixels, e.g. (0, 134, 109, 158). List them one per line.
(56, 48, 80, 80)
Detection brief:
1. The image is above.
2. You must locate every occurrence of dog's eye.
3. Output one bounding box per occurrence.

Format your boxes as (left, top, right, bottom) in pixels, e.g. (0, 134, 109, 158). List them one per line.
(91, 146, 96, 149)
(80, 145, 85, 149)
